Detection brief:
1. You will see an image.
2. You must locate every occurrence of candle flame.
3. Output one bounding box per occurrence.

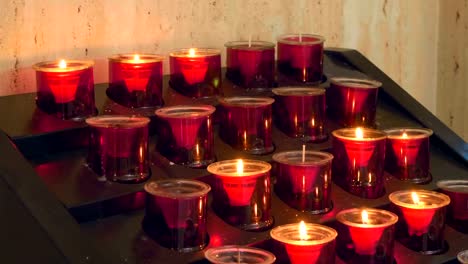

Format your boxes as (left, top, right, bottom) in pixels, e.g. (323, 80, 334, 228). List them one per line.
(299, 221, 308, 240)
(362, 210, 369, 224)
(356, 127, 364, 139)
(58, 59, 67, 68)
(188, 48, 196, 57)
(402, 132, 408, 139)
(236, 159, 244, 174)
(412, 192, 421, 205)
(133, 54, 140, 61)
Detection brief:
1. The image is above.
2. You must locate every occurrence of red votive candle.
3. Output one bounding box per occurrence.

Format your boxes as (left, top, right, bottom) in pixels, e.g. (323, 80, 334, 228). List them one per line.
(336, 208, 397, 263)
(277, 34, 325, 84)
(207, 159, 273, 231)
(225, 40, 275, 89)
(85, 115, 150, 183)
(143, 179, 210, 252)
(270, 221, 337, 264)
(389, 190, 450, 254)
(108, 53, 164, 108)
(169, 48, 221, 98)
(33, 59, 96, 120)
(385, 128, 433, 184)
(155, 105, 216, 168)
(272, 150, 333, 213)
(327, 78, 381, 127)
(219, 97, 274, 155)
(332, 127, 387, 199)
(437, 180, 468, 232)
(272, 87, 327, 142)
(205, 245, 276, 264)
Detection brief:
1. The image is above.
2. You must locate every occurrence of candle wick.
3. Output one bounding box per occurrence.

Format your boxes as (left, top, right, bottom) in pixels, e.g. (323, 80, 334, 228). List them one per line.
(302, 144, 306, 162)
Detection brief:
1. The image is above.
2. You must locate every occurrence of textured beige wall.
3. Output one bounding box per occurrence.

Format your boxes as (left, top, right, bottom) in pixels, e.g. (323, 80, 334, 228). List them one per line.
(0, 0, 466, 140)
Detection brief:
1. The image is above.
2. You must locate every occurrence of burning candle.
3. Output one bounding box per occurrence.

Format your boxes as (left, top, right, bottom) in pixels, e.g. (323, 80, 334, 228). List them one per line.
(207, 159, 273, 231)
(327, 77, 381, 127)
(143, 179, 210, 252)
(204, 245, 276, 264)
(155, 105, 216, 168)
(332, 127, 387, 198)
(272, 87, 327, 142)
(33, 59, 96, 120)
(270, 221, 337, 264)
(389, 190, 450, 254)
(85, 115, 150, 182)
(385, 128, 433, 183)
(336, 208, 397, 263)
(169, 48, 221, 98)
(272, 149, 333, 213)
(225, 40, 275, 89)
(219, 97, 274, 155)
(437, 180, 468, 232)
(108, 53, 164, 108)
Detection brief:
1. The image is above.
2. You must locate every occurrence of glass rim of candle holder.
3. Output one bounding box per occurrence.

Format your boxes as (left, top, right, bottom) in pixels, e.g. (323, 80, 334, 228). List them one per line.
(85, 115, 150, 128)
(155, 104, 216, 119)
(207, 159, 271, 177)
(224, 40, 275, 50)
(330, 77, 382, 89)
(204, 245, 276, 264)
(272, 150, 333, 166)
(336, 208, 398, 228)
(389, 190, 451, 210)
(33, 59, 94, 72)
(332, 127, 387, 142)
(272, 86, 326, 97)
(108, 53, 164, 63)
(277, 33, 325, 45)
(218, 96, 275, 108)
(436, 179, 468, 194)
(384, 127, 433, 139)
(144, 178, 211, 199)
(169, 48, 221, 58)
(270, 222, 337, 246)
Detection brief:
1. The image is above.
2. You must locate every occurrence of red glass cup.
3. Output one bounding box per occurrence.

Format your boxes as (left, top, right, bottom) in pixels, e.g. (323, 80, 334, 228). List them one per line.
(85, 115, 150, 183)
(205, 245, 276, 264)
(270, 222, 337, 264)
(277, 34, 325, 84)
(437, 180, 468, 231)
(107, 53, 164, 108)
(332, 128, 387, 199)
(155, 105, 216, 168)
(385, 128, 433, 184)
(169, 48, 221, 98)
(207, 159, 273, 231)
(33, 60, 96, 120)
(389, 190, 450, 254)
(336, 208, 398, 263)
(327, 78, 381, 127)
(219, 97, 274, 155)
(272, 87, 327, 142)
(272, 150, 333, 213)
(143, 179, 211, 252)
(225, 41, 275, 89)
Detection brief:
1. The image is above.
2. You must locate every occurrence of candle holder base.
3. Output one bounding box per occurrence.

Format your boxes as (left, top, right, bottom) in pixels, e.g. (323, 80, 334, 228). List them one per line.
(169, 79, 220, 99)
(398, 236, 448, 255)
(106, 84, 164, 109)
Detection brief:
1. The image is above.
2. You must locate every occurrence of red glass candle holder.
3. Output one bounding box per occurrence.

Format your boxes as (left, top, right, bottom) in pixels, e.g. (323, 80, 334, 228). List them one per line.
(385, 128, 433, 184)
(33, 60, 96, 120)
(327, 78, 381, 127)
(169, 48, 221, 98)
(143, 179, 210, 252)
(107, 53, 164, 108)
(270, 222, 337, 264)
(336, 208, 397, 264)
(219, 97, 274, 155)
(205, 245, 276, 264)
(155, 105, 216, 168)
(207, 159, 273, 231)
(225, 41, 275, 89)
(332, 128, 387, 199)
(272, 87, 327, 142)
(389, 190, 450, 254)
(272, 150, 333, 213)
(277, 34, 325, 84)
(85, 115, 150, 183)
(437, 180, 468, 232)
